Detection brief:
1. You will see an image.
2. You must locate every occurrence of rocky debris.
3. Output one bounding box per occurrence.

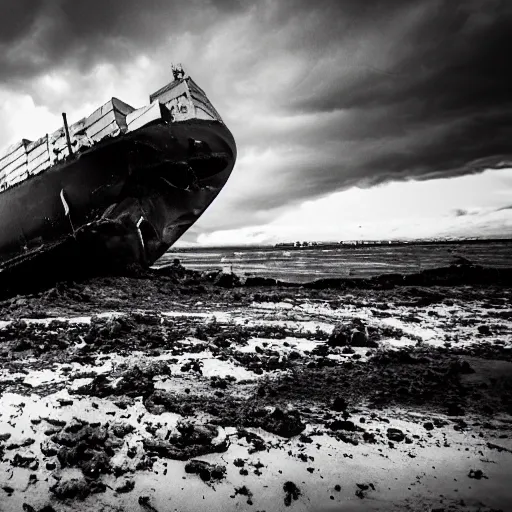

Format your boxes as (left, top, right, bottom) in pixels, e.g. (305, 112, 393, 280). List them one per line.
(234, 485, 254, 505)
(144, 390, 182, 415)
(22, 505, 57, 512)
(329, 420, 360, 432)
(328, 319, 386, 348)
(331, 396, 347, 411)
(210, 375, 236, 389)
(363, 431, 377, 443)
(446, 403, 465, 416)
(1, 263, 512, 509)
(449, 358, 475, 375)
(283, 481, 301, 506)
(468, 469, 488, 480)
(355, 482, 375, 499)
(328, 319, 367, 347)
(237, 429, 267, 453)
(52, 423, 124, 479)
(50, 477, 105, 500)
(143, 422, 228, 461)
(184, 460, 226, 482)
(351, 329, 368, 347)
(211, 271, 241, 288)
(478, 324, 492, 336)
(115, 479, 135, 493)
(12, 452, 38, 469)
(487, 442, 512, 454)
(111, 422, 135, 438)
(386, 428, 405, 442)
(72, 365, 157, 398)
(7, 438, 35, 450)
(138, 496, 159, 512)
(246, 407, 305, 438)
(244, 277, 277, 287)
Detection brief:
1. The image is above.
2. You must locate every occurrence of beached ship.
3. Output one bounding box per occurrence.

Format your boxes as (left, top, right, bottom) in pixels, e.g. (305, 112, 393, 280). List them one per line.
(0, 65, 236, 289)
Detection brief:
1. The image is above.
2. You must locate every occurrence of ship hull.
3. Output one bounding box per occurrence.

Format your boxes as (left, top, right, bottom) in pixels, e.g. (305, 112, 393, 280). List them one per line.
(0, 118, 236, 290)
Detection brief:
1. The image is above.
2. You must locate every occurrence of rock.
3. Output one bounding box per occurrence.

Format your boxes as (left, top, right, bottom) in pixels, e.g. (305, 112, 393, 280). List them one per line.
(50, 478, 91, 500)
(351, 329, 368, 347)
(40, 440, 59, 457)
(57, 399, 74, 407)
(143, 422, 228, 460)
(328, 324, 351, 347)
(234, 485, 253, 504)
(12, 452, 37, 468)
(386, 428, 405, 442)
(447, 403, 465, 416)
(52, 425, 113, 478)
(468, 469, 487, 480)
(477, 325, 491, 335)
(283, 481, 301, 506)
(449, 359, 475, 375)
(238, 429, 267, 453)
(329, 420, 358, 432)
(363, 432, 376, 443)
(248, 407, 305, 438)
(73, 365, 155, 399)
(329, 319, 370, 347)
(355, 482, 375, 499)
(144, 390, 181, 415)
(111, 422, 135, 438)
(244, 277, 277, 287)
(7, 438, 35, 450)
(331, 396, 347, 412)
(185, 460, 226, 482)
(115, 479, 135, 493)
(214, 272, 241, 288)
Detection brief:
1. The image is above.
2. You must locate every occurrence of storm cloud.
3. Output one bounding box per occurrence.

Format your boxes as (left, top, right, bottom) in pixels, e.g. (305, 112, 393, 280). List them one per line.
(0, 0, 511, 239)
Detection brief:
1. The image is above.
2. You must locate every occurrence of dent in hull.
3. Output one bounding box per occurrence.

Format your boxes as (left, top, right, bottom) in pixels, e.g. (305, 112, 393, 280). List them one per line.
(0, 118, 236, 290)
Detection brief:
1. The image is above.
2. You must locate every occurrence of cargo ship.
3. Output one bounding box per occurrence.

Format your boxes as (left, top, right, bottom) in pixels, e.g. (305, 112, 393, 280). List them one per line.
(0, 65, 236, 291)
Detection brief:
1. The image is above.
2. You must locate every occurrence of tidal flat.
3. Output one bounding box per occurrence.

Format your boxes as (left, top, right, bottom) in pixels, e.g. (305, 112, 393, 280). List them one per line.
(0, 262, 511, 511)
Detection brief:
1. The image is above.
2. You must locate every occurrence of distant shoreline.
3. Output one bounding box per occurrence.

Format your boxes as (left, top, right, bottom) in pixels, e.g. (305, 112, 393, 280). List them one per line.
(172, 238, 512, 252)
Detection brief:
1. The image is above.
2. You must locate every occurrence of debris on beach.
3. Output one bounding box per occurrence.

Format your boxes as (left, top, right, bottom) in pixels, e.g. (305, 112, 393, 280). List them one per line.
(0, 261, 511, 511)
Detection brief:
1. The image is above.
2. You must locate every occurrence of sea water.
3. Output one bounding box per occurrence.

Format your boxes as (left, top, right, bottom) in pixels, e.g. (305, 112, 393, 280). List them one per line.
(157, 241, 512, 282)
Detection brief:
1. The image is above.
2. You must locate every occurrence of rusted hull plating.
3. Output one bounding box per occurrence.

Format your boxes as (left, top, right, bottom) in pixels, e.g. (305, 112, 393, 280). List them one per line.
(0, 118, 236, 289)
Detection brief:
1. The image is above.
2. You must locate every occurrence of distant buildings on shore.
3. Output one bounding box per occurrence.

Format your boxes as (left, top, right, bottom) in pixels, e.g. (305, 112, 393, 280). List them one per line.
(275, 237, 508, 248)
(275, 240, 404, 248)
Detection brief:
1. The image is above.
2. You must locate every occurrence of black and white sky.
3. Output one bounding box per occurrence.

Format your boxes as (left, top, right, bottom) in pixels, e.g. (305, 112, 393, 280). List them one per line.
(1, 0, 511, 244)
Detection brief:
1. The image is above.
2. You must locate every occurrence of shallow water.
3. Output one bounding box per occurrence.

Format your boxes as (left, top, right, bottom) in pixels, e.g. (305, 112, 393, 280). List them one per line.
(160, 241, 512, 282)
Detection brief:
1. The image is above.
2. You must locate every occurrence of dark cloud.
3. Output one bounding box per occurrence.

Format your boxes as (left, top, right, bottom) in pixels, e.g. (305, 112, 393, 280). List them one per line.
(0, 0, 511, 238)
(219, 0, 512, 227)
(0, 0, 45, 44)
(0, 0, 248, 84)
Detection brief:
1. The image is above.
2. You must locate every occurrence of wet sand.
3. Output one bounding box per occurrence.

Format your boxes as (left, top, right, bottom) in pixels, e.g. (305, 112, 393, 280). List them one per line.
(0, 263, 511, 511)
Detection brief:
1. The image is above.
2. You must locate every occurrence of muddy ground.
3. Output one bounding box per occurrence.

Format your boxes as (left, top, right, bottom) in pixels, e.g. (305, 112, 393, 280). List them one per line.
(0, 261, 511, 512)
